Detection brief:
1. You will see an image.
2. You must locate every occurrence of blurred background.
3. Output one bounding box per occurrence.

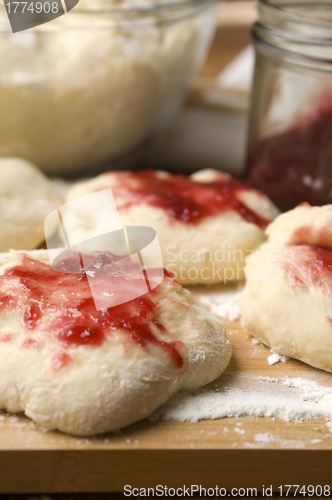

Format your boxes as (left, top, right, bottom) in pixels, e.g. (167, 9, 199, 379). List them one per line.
(1, 0, 331, 211)
(0, 0, 256, 179)
(148, 0, 257, 177)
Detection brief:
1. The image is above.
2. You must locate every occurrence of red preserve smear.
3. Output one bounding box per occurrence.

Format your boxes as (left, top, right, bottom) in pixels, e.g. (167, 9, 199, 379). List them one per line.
(290, 224, 332, 248)
(111, 171, 270, 228)
(52, 352, 72, 371)
(291, 226, 311, 245)
(246, 102, 332, 211)
(0, 255, 183, 368)
(22, 337, 37, 348)
(282, 245, 332, 290)
(0, 334, 11, 342)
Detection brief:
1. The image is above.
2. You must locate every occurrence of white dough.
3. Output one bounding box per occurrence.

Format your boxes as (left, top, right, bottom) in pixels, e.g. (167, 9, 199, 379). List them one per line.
(242, 204, 332, 373)
(0, 249, 231, 435)
(0, 158, 63, 252)
(66, 169, 279, 285)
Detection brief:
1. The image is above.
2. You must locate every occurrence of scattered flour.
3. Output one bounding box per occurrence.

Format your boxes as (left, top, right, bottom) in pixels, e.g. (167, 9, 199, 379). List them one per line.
(250, 337, 290, 366)
(268, 350, 290, 366)
(254, 433, 274, 443)
(152, 372, 332, 424)
(192, 284, 294, 369)
(250, 338, 290, 366)
(192, 284, 243, 321)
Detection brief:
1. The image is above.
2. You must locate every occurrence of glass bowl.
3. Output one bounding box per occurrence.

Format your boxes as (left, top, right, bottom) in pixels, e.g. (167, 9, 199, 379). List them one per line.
(0, 0, 216, 175)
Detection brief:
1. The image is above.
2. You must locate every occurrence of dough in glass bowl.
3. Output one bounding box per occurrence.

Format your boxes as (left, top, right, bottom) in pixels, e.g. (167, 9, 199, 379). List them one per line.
(0, 4, 204, 174)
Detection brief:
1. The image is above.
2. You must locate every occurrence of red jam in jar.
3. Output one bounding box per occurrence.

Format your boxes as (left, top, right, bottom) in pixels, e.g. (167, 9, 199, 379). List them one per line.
(247, 0, 332, 212)
(246, 104, 332, 212)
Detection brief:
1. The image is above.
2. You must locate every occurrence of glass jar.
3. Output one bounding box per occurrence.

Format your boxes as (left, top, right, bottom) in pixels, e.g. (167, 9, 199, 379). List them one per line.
(0, 0, 216, 175)
(245, 0, 332, 211)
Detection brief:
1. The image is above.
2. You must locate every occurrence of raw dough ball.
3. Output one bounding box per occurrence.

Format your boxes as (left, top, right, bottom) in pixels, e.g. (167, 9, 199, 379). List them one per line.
(66, 169, 279, 285)
(242, 204, 332, 373)
(0, 249, 232, 435)
(0, 158, 63, 252)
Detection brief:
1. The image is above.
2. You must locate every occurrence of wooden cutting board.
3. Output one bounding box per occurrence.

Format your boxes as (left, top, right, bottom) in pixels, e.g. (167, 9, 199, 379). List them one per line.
(0, 307, 332, 493)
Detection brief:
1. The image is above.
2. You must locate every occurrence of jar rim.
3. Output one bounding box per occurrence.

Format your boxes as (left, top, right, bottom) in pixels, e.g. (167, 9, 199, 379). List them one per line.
(259, 0, 332, 31)
(67, 0, 215, 15)
(253, 2, 332, 71)
(252, 25, 332, 73)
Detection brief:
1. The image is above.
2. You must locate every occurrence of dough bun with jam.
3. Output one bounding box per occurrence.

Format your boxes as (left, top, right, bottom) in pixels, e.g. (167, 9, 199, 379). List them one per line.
(66, 169, 279, 285)
(242, 203, 332, 373)
(0, 249, 231, 435)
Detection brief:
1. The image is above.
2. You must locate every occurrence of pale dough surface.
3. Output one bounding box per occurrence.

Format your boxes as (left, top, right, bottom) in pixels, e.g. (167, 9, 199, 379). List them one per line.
(0, 250, 231, 435)
(66, 169, 279, 285)
(242, 204, 332, 373)
(0, 158, 63, 252)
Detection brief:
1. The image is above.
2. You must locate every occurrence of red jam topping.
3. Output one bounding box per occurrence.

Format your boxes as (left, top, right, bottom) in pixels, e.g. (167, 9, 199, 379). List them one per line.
(52, 352, 72, 371)
(246, 104, 332, 211)
(282, 245, 332, 290)
(111, 171, 270, 228)
(0, 334, 11, 342)
(289, 223, 332, 249)
(0, 255, 183, 369)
